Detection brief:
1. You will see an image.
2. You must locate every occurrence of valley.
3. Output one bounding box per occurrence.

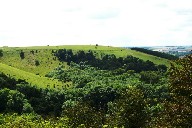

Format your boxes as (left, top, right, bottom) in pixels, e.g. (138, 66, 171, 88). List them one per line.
(0, 45, 191, 127)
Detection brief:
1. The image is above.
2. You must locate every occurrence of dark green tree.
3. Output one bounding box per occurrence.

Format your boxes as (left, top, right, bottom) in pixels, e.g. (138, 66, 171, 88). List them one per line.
(140, 71, 160, 84)
(166, 55, 192, 127)
(62, 102, 104, 127)
(151, 55, 192, 127)
(84, 86, 117, 111)
(107, 87, 148, 127)
(20, 51, 25, 59)
(0, 49, 3, 57)
(35, 60, 40, 66)
(0, 88, 33, 113)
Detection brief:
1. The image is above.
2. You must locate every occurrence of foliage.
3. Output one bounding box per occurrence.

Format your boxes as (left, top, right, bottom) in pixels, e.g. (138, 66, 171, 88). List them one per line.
(166, 55, 192, 127)
(83, 86, 117, 111)
(0, 73, 65, 116)
(16, 83, 66, 116)
(0, 113, 69, 127)
(0, 72, 18, 90)
(0, 88, 33, 114)
(107, 87, 148, 127)
(140, 71, 161, 84)
(149, 55, 192, 127)
(62, 102, 104, 127)
(0, 65, 170, 127)
(54, 49, 167, 72)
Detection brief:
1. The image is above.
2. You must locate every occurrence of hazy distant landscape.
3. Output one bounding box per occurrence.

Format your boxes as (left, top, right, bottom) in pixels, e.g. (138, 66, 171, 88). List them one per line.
(147, 46, 192, 57)
(126, 45, 192, 57)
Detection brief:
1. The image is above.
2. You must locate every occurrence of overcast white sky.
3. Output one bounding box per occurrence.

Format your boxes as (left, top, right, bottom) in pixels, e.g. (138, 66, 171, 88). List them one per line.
(0, 0, 191, 47)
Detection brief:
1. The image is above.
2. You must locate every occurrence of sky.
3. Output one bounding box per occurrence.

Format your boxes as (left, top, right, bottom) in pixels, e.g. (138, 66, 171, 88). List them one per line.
(0, 0, 191, 47)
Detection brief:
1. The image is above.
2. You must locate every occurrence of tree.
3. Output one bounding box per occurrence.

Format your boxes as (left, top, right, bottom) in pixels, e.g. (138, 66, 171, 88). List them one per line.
(62, 102, 104, 127)
(140, 71, 160, 84)
(0, 49, 3, 57)
(20, 51, 25, 59)
(30, 50, 35, 55)
(35, 60, 40, 66)
(152, 55, 192, 127)
(167, 55, 192, 127)
(0, 88, 33, 113)
(107, 87, 148, 127)
(84, 86, 117, 111)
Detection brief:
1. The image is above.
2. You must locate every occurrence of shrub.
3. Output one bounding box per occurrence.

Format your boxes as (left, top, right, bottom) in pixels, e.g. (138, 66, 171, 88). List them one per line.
(0, 49, 3, 57)
(35, 60, 40, 66)
(20, 51, 25, 59)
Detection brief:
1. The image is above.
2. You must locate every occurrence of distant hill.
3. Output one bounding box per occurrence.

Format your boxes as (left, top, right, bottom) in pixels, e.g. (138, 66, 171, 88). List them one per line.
(0, 45, 171, 88)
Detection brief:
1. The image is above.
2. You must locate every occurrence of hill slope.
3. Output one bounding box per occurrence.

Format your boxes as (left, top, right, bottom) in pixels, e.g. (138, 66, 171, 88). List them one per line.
(0, 62, 65, 89)
(0, 45, 170, 75)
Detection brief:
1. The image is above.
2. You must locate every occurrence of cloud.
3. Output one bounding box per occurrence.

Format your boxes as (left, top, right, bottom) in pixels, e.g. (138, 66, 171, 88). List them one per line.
(176, 9, 192, 15)
(89, 8, 120, 20)
(63, 8, 82, 12)
(0, 0, 191, 47)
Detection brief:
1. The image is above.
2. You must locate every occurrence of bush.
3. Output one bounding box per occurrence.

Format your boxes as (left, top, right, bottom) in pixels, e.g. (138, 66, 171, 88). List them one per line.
(35, 60, 40, 66)
(20, 51, 25, 59)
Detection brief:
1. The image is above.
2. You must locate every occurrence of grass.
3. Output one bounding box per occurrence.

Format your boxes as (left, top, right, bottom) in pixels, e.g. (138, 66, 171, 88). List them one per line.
(0, 63, 71, 89)
(0, 48, 68, 76)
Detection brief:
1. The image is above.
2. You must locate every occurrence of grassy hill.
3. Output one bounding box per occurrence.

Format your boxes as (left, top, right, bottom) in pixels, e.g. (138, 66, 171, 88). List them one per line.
(0, 45, 171, 88)
(0, 63, 67, 89)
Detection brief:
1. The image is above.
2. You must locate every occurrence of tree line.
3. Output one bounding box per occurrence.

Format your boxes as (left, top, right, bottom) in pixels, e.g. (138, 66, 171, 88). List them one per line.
(54, 49, 167, 72)
(131, 47, 178, 60)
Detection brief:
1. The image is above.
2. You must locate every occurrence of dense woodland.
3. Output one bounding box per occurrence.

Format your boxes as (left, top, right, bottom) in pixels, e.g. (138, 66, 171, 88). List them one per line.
(0, 48, 191, 127)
